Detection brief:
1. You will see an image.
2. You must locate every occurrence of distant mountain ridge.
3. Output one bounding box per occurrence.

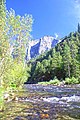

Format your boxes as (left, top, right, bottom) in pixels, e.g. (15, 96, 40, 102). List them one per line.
(26, 35, 60, 60)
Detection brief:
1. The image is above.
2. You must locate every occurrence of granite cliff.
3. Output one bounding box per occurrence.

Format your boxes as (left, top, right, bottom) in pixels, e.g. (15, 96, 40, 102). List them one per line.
(26, 36, 60, 60)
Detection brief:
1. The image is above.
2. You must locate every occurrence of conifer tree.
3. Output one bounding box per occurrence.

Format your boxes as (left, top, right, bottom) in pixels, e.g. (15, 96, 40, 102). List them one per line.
(78, 23, 80, 33)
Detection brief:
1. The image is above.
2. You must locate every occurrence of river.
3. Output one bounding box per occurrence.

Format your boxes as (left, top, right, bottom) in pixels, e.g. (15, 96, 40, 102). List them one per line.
(0, 84, 80, 120)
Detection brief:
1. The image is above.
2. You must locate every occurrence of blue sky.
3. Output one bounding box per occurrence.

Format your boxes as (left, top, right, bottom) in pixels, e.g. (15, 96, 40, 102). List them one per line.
(6, 0, 80, 39)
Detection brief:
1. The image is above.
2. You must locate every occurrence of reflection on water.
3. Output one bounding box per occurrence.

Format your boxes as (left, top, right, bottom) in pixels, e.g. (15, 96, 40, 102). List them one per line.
(0, 84, 80, 120)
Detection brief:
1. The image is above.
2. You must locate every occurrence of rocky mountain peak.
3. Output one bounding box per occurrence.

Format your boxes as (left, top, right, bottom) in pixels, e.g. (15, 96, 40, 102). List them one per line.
(26, 35, 59, 60)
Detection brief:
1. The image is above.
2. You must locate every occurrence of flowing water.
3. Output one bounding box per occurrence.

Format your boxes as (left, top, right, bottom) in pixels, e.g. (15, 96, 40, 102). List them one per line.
(0, 84, 80, 120)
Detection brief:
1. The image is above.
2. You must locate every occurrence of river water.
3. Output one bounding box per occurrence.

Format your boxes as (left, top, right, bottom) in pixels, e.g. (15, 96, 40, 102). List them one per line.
(0, 84, 80, 120)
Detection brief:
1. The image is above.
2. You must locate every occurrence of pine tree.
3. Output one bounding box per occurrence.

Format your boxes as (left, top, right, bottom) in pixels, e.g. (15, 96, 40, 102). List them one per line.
(78, 23, 80, 33)
(62, 44, 72, 78)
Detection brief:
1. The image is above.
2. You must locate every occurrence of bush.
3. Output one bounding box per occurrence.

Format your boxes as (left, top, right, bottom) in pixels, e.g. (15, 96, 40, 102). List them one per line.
(49, 79, 60, 85)
(3, 62, 30, 90)
(38, 77, 60, 85)
(65, 77, 79, 84)
(38, 81, 49, 85)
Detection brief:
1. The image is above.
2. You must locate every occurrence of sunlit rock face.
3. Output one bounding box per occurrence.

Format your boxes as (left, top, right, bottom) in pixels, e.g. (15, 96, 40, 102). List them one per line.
(26, 36, 59, 60)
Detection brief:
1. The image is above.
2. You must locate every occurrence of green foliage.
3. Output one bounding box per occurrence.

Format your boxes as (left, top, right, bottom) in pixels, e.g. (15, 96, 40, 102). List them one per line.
(65, 77, 79, 84)
(2, 61, 30, 90)
(49, 77, 60, 85)
(38, 77, 60, 85)
(63, 44, 71, 77)
(48, 80, 60, 85)
(0, 86, 4, 110)
(0, 0, 33, 93)
(6, 8, 33, 62)
(38, 81, 49, 85)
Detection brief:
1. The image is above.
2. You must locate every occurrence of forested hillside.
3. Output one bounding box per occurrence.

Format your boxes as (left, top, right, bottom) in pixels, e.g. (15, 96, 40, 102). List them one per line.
(27, 28, 80, 84)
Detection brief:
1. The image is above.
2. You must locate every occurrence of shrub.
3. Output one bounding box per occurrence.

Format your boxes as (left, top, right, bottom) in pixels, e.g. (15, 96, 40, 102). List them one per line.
(38, 77, 60, 85)
(49, 79, 60, 85)
(65, 77, 79, 84)
(3, 62, 30, 90)
(38, 81, 48, 85)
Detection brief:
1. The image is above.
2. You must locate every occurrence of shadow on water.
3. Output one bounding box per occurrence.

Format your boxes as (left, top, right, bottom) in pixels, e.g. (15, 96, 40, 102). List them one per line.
(0, 84, 80, 120)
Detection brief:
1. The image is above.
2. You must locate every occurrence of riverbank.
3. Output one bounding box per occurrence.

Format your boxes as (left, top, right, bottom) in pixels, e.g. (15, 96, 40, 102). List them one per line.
(38, 77, 80, 86)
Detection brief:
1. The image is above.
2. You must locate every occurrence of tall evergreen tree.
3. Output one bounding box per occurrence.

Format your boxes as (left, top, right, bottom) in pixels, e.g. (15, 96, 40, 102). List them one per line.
(78, 23, 80, 33)
(63, 44, 72, 78)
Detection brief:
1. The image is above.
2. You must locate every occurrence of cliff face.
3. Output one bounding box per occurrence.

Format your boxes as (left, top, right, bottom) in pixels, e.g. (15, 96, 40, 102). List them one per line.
(26, 36, 59, 60)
